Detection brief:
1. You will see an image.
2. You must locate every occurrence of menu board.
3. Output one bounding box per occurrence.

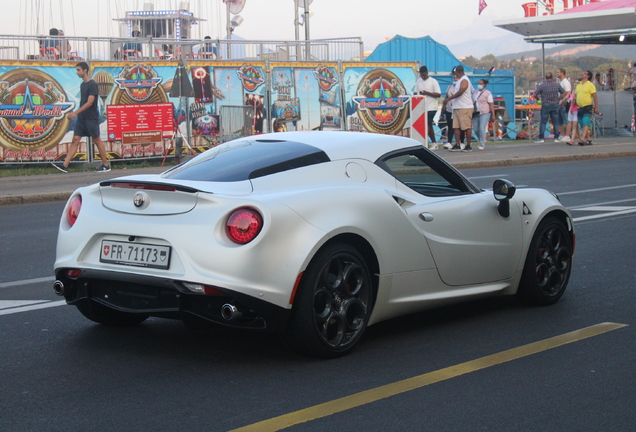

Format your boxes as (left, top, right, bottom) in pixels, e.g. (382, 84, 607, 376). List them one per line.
(107, 103, 174, 141)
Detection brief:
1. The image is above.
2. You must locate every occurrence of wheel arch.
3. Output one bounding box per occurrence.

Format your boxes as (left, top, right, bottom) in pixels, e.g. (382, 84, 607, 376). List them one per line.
(309, 233, 380, 307)
(540, 209, 575, 255)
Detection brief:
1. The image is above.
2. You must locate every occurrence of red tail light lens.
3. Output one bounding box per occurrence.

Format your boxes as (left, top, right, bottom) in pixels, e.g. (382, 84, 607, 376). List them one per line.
(226, 208, 263, 244)
(67, 195, 82, 227)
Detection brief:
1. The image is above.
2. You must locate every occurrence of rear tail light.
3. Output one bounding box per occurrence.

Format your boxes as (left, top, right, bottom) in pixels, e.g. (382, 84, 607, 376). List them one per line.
(67, 195, 82, 227)
(226, 208, 263, 244)
(65, 269, 81, 279)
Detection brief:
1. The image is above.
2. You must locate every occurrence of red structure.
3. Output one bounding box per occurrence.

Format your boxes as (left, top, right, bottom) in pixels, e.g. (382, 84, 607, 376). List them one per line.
(523, 0, 600, 17)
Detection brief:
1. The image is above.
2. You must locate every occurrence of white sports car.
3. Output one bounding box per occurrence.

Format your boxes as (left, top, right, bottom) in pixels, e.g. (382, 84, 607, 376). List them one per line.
(54, 132, 575, 357)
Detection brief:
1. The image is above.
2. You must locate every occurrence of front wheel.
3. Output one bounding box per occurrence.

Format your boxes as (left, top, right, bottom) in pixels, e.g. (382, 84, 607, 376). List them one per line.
(76, 300, 149, 326)
(516, 217, 573, 305)
(285, 243, 374, 358)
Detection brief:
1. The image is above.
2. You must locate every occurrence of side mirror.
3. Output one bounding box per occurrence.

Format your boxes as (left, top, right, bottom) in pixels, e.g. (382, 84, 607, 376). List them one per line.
(493, 179, 516, 218)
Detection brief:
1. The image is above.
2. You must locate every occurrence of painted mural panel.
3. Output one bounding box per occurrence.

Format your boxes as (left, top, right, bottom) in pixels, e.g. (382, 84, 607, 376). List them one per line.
(213, 63, 267, 135)
(343, 64, 416, 136)
(0, 65, 76, 162)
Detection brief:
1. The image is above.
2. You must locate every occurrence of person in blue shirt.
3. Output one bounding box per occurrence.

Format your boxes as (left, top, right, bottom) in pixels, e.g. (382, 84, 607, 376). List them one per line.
(199, 36, 217, 59)
(122, 31, 142, 59)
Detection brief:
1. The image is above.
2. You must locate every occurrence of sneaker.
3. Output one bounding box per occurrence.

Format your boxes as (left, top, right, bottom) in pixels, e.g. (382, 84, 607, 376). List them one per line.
(478, 145, 485, 150)
(429, 144, 439, 150)
(51, 162, 68, 173)
(95, 164, 111, 173)
(559, 135, 571, 142)
(534, 139, 545, 143)
(462, 145, 473, 152)
(448, 144, 462, 152)
(443, 143, 453, 149)
(554, 139, 561, 143)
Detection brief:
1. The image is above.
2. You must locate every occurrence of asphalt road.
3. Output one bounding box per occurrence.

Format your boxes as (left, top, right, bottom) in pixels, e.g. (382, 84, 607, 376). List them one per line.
(1, 157, 635, 432)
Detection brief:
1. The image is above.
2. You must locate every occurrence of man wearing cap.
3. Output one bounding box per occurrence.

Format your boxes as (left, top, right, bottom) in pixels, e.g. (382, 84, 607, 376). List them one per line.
(443, 65, 475, 152)
(415, 66, 441, 150)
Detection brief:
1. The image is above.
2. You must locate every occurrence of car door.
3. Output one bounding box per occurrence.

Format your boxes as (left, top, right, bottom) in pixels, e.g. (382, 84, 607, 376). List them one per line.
(379, 148, 522, 287)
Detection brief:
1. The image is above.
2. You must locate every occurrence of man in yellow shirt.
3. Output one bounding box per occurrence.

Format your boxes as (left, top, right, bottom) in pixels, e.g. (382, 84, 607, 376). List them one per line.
(574, 70, 599, 146)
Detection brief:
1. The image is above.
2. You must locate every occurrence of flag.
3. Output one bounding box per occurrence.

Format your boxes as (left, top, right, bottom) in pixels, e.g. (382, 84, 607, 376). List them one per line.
(479, 0, 488, 15)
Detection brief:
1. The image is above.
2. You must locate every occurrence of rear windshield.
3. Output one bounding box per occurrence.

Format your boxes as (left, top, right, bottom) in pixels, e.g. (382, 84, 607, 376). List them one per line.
(163, 139, 330, 182)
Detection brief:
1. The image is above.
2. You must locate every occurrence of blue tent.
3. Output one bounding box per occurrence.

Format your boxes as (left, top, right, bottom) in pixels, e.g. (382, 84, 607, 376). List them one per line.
(366, 35, 516, 123)
(365, 35, 471, 73)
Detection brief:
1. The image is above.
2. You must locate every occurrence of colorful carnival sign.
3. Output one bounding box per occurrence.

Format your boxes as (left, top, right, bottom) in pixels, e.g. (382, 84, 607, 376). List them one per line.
(0, 60, 422, 164)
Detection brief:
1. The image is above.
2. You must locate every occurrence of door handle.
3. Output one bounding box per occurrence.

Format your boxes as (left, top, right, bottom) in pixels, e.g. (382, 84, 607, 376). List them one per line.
(419, 212, 434, 222)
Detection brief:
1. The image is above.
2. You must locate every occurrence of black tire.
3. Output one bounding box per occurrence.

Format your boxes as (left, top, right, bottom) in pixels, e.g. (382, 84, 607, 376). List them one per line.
(76, 300, 148, 326)
(285, 243, 374, 358)
(516, 217, 573, 306)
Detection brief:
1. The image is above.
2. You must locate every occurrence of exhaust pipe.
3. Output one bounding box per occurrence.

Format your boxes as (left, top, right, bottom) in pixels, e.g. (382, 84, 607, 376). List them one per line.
(53, 280, 65, 296)
(221, 303, 242, 321)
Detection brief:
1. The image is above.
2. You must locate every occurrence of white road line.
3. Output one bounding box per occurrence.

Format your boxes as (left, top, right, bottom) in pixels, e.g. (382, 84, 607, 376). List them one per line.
(568, 198, 636, 209)
(0, 300, 66, 316)
(573, 206, 636, 212)
(558, 183, 636, 196)
(0, 276, 55, 289)
(573, 208, 636, 222)
(0, 300, 50, 310)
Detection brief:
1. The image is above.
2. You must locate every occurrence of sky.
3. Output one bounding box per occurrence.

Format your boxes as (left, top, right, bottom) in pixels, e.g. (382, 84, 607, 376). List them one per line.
(8, 0, 538, 51)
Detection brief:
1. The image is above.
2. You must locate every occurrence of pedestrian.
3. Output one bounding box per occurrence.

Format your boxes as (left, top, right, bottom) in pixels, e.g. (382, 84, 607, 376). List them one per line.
(593, 73, 602, 87)
(472, 79, 495, 150)
(415, 65, 441, 150)
(199, 36, 217, 59)
(565, 89, 580, 146)
(630, 61, 636, 89)
(122, 30, 143, 60)
(52, 62, 111, 173)
(441, 76, 461, 149)
(533, 72, 563, 143)
(574, 70, 600, 146)
(43, 28, 62, 59)
(443, 65, 474, 152)
(556, 68, 571, 142)
(606, 68, 614, 91)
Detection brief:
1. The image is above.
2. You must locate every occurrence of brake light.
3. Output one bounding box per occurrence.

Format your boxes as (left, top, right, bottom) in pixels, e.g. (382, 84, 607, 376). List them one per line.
(67, 195, 82, 227)
(226, 208, 263, 244)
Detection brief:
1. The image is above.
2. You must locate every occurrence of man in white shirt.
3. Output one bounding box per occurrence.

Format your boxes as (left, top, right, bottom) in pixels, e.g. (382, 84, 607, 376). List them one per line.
(557, 68, 572, 142)
(415, 65, 441, 150)
(443, 65, 474, 152)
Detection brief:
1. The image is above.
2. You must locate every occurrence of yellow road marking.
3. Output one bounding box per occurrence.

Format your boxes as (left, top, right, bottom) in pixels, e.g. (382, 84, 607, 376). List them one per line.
(229, 322, 627, 432)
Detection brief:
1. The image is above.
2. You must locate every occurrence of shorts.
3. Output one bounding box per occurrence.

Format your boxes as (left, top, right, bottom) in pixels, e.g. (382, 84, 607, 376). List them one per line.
(452, 108, 473, 131)
(577, 105, 593, 128)
(74, 116, 100, 138)
(427, 110, 437, 129)
(558, 106, 569, 126)
(568, 111, 578, 123)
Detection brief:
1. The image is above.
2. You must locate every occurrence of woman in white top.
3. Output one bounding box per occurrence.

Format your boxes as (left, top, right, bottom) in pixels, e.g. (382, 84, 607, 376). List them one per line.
(472, 79, 495, 150)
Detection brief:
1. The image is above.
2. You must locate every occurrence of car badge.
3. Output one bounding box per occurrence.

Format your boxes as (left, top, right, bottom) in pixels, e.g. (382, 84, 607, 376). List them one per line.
(133, 192, 147, 208)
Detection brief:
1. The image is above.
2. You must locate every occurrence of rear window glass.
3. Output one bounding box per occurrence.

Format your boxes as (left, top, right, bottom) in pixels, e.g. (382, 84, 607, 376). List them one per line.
(163, 139, 330, 182)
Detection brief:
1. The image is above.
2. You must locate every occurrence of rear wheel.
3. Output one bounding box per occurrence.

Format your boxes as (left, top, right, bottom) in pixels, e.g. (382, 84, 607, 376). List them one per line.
(76, 300, 148, 326)
(285, 243, 373, 358)
(517, 217, 572, 305)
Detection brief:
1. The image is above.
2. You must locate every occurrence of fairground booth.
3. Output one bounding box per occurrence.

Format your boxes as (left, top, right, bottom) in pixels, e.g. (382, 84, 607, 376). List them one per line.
(0, 4, 517, 166)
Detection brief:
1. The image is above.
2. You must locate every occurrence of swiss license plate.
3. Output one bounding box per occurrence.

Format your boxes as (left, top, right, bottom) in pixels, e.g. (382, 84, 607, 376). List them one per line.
(100, 240, 171, 269)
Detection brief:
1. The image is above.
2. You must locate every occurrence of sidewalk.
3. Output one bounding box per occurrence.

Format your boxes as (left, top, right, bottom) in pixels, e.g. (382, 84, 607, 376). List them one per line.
(1, 136, 635, 205)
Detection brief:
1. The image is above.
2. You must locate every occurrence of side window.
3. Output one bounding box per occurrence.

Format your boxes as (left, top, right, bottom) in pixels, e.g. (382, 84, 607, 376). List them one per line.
(377, 149, 473, 197)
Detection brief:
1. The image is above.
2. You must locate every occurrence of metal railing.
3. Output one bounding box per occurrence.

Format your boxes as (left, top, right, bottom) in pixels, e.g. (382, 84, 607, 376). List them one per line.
(0, 34, 365, 62)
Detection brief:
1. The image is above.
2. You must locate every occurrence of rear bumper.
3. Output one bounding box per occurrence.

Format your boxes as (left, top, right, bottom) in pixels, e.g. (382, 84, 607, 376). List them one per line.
(54, 268, 291, 333)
